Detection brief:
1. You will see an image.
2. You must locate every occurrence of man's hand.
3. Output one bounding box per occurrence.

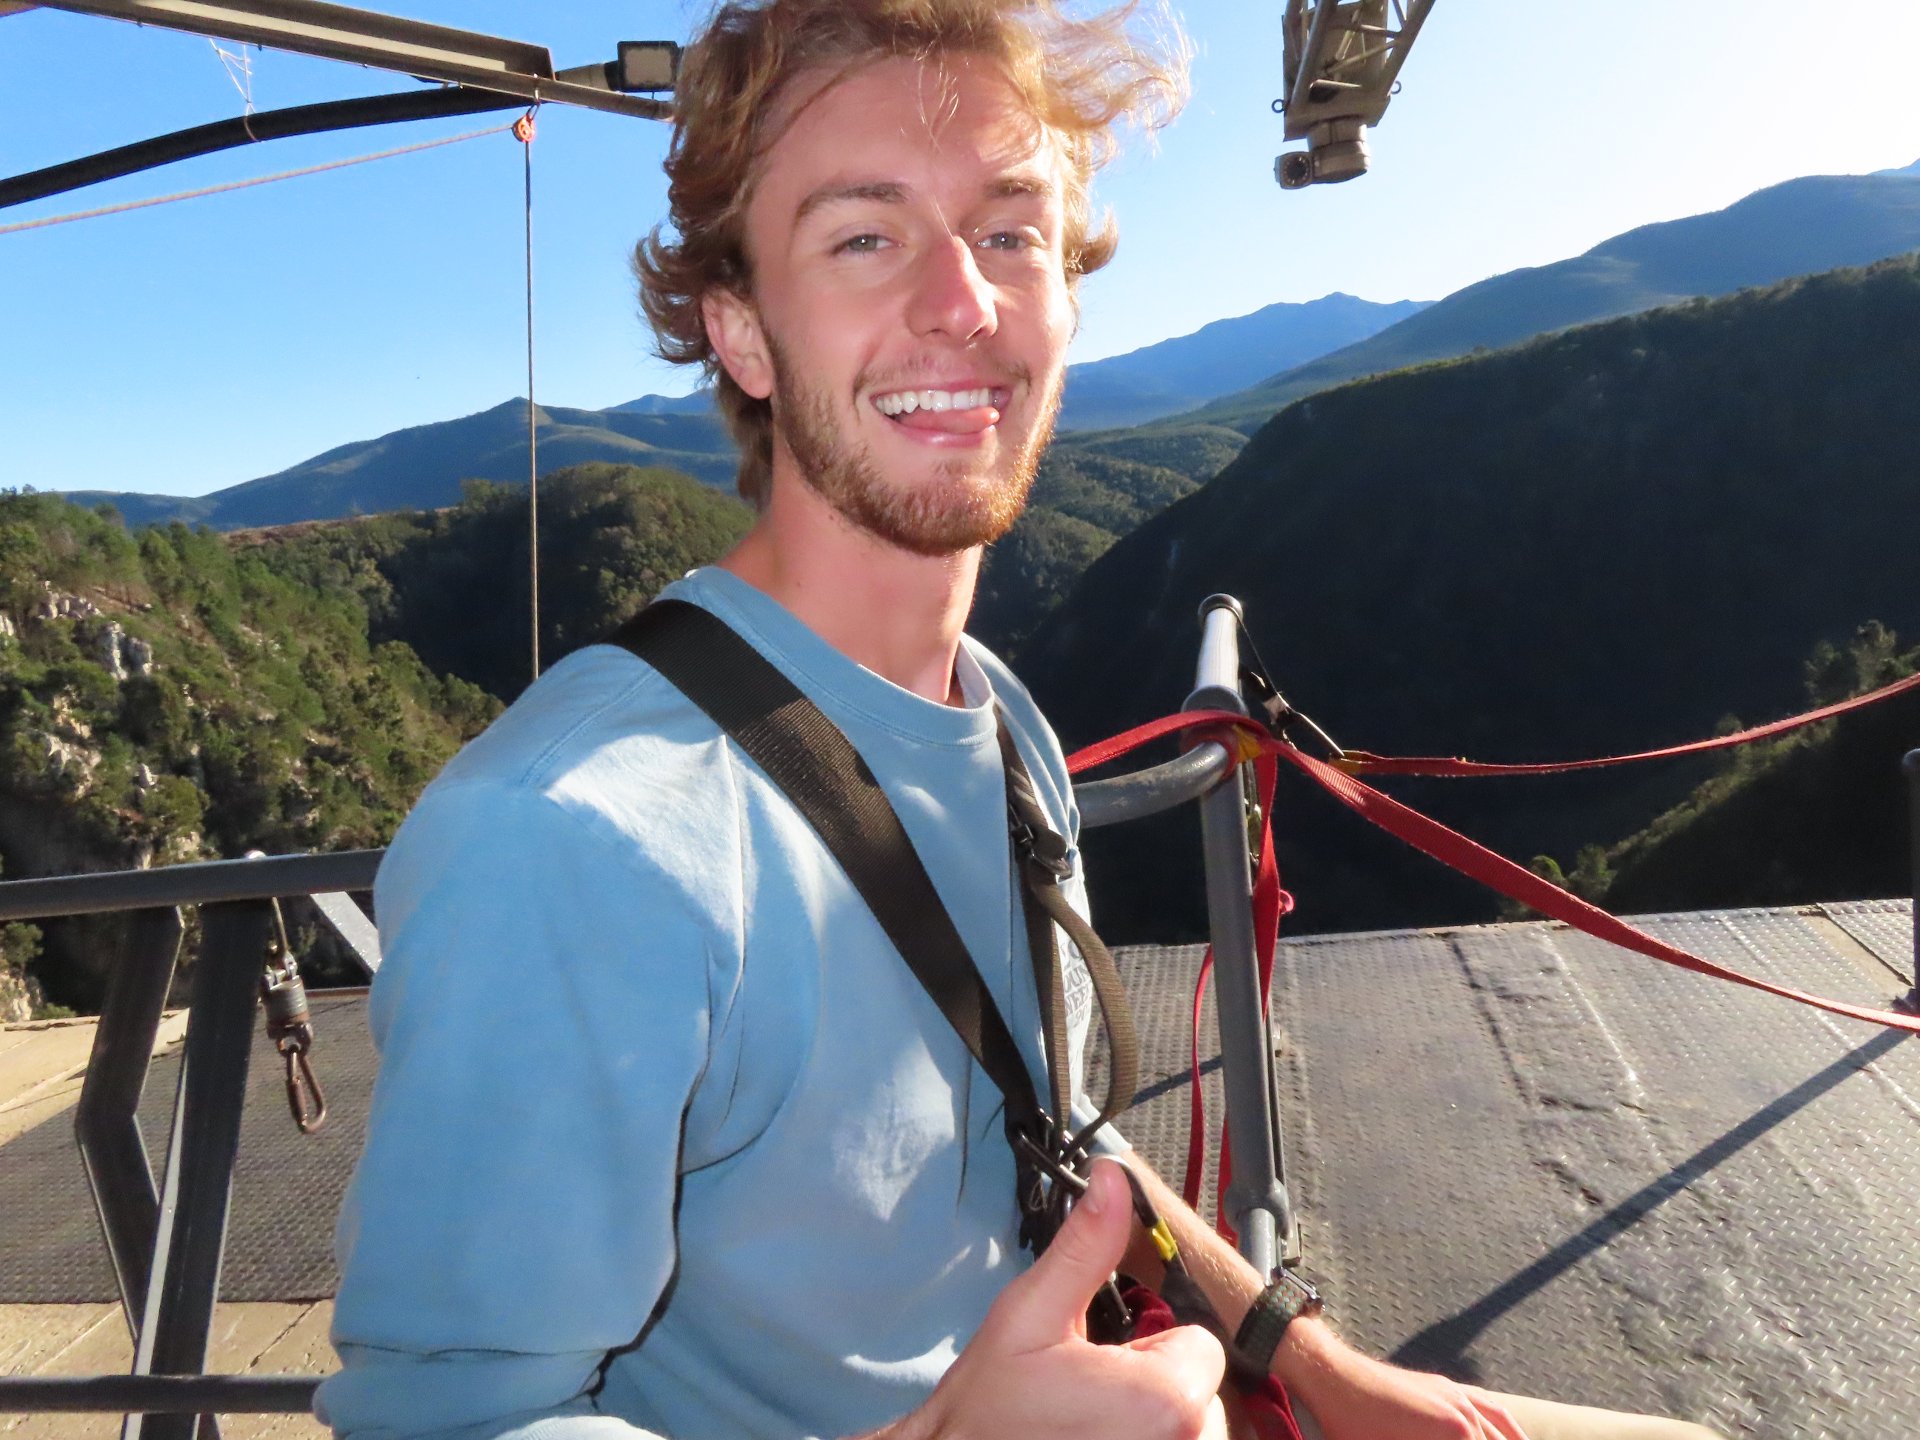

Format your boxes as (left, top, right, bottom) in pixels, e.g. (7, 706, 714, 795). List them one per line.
(1112, 1158, 1532, 1440)
(1281, 1325, 1530, 1440)
(883, 1160, 1227, 1440)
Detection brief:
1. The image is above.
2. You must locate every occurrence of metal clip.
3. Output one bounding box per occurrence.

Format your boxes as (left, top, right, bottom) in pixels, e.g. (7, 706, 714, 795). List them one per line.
(260, 899, 328, 1135)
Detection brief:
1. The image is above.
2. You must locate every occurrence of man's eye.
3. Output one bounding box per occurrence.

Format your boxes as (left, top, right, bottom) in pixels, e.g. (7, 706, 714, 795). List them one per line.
(978, 230, 1034, 252)
(836, 233, 887, 254)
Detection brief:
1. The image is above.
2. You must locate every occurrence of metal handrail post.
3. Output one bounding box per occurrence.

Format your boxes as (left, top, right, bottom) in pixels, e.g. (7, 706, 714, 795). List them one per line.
(76, 909, 183, 1332)
(1185, 595, 1294, 1277)
(128, 902, 272, 1440)
(1905, 750, 1920, 1005)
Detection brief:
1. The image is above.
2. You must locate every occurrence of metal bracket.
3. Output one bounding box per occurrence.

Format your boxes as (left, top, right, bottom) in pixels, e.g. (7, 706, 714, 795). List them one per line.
(33, 0, 675, 119)
(1276, 0, 1437, 188)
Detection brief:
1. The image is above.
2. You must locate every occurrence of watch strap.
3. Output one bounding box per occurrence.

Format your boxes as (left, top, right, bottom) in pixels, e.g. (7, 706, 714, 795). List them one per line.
(1233, 1269, 1322, 1378)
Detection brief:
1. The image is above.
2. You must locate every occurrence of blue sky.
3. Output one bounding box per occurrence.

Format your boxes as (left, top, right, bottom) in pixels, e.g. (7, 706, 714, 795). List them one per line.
(4, 1, 1919, 499)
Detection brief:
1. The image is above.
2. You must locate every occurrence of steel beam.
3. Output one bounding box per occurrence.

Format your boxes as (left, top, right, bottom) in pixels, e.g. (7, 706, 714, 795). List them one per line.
(0, 1376, 316, 1414)
(76, 908, 184, 1334)
(310, 890, 380, 975)
(33, 0, 670, 119)
(0, 849, 381, 920)
(127, 902, 271, 1440)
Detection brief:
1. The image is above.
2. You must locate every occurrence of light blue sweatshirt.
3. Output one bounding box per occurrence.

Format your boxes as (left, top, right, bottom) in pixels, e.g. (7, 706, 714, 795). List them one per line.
(320, 567, 1110, 1440)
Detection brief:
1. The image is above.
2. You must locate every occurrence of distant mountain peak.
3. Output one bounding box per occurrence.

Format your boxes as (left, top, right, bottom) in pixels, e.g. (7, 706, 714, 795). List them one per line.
(1056, 292, 1429, 432)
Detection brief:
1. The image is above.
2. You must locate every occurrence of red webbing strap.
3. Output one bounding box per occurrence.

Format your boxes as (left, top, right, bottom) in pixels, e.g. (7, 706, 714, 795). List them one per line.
(1183, 947, 1212, 1212)
(1332, 669, 1920, 778)
(1277, 742, 1920, 1034)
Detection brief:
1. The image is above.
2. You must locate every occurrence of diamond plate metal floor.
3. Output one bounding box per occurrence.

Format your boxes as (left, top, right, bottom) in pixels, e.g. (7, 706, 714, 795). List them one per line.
(1, 902, 1914, 1439)
(1111, 899, 1917, 1440)
(0, 989, 373, 1304)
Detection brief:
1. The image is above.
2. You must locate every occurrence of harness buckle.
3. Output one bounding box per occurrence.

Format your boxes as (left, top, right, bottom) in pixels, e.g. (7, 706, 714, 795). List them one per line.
(1009, 814, 1074, 882)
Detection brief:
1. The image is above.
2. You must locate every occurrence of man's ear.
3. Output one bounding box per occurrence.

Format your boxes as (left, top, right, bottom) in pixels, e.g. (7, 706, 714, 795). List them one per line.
(703, 289, 774, 401)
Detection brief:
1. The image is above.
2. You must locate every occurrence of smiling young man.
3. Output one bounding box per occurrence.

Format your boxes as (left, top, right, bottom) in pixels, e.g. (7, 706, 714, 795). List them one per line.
(320, 5, 1727, 1440)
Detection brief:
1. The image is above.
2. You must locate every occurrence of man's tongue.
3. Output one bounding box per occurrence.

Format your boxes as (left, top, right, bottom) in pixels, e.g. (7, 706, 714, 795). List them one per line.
(884, 399, 999, 434)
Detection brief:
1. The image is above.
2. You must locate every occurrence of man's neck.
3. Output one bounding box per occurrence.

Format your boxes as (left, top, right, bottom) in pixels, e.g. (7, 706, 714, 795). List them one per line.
(718, 482, 981, 706)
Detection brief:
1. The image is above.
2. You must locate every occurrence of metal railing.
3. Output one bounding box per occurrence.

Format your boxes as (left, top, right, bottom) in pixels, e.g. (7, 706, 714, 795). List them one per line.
(1907, 750, 1920, 1007)
(0, 853, 382, 1439)
(0, 597, 1295, 1431)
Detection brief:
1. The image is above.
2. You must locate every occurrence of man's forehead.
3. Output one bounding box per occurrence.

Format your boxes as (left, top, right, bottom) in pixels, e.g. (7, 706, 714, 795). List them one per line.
(755, 55, 1066, 212)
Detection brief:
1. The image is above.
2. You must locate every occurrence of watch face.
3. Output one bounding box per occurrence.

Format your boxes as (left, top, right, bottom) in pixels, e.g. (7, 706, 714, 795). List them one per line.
(1279, 1267, 1322, 1313)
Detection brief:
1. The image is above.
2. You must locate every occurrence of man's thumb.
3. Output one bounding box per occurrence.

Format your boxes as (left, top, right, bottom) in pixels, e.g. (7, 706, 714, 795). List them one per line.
(992, 1160, 1134, 1349)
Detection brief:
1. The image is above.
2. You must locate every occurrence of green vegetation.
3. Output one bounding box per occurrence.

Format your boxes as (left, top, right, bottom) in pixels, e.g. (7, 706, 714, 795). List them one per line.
(0, 491, 500, 1011)
(251, 462, 753, 702)
(1053, 423, 1248, 483)
(1565, 625, 1920, 915)
(974, 448, 1203, 656)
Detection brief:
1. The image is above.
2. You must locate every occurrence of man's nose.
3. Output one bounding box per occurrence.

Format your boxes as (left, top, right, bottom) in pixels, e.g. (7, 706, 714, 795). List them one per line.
(906, 235, 997, 342)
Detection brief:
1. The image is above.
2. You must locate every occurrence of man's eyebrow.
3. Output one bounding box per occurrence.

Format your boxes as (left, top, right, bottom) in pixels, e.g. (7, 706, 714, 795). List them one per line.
(794, 181, 909, 226)
(793, 173, 1056, 228)
(988, 173, 1055, 202)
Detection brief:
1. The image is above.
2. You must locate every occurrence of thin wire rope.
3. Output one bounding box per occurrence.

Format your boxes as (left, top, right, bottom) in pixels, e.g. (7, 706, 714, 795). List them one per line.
(0, 123, 514, 236)
(208, 38, 255, 113)
(521, 111, 541, 681)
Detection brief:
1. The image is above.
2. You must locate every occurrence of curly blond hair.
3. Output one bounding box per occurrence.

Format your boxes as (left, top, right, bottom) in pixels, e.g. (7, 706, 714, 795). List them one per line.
(634, 0, 1190, 508)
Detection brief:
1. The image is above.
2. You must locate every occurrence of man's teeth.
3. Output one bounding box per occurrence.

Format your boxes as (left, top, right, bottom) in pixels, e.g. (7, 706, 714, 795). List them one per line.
(874, 387, 995, 416)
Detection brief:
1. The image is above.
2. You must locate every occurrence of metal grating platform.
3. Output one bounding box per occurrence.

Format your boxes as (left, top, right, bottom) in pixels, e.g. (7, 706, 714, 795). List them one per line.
(0, 989, 372, 1303)
(0, 903, 1915, 1439)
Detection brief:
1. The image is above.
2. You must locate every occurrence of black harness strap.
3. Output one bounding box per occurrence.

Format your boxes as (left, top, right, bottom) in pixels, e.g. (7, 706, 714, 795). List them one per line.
(607, 599, 1139, 1256)
(998, 724, 1139, 1143)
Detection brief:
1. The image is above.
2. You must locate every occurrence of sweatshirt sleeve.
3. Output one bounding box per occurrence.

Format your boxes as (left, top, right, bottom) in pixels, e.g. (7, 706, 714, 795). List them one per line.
(317, 780, 721, 1440)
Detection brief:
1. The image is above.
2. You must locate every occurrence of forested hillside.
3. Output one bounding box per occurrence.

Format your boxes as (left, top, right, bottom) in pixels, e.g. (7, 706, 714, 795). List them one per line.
(249, 463, 752, 703)
(240, 453, 1189, 685)
(1027, 255, 1920, 943)
(0, 493, 499, 1016)
(1573, 625, 1919, 917)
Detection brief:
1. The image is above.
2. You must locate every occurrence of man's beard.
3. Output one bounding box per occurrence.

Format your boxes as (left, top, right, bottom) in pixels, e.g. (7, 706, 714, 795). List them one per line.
(768, 339, 1059, 557)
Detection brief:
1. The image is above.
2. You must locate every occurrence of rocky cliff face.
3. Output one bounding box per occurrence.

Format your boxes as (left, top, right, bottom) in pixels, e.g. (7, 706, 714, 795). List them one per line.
(0, 493, 496, 1013)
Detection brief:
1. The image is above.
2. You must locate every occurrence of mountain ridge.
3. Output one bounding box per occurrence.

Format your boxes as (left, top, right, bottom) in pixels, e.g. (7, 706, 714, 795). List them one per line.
(50, 290, 1422, 529)
(1180, 170, 1920, 433)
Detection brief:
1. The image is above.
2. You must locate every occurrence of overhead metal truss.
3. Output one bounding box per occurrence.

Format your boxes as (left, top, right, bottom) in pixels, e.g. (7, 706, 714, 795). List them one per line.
(31, 0, 676, 119)
(1276, 0, 1436, 188)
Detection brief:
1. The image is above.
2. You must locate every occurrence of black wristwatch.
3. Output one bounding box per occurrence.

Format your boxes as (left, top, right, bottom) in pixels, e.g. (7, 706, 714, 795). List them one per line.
(1232, 1267, 1324, 1378)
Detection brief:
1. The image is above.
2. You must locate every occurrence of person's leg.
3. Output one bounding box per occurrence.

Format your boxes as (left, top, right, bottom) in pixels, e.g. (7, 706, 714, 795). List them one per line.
(1292, 1389, 1728, 1440)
